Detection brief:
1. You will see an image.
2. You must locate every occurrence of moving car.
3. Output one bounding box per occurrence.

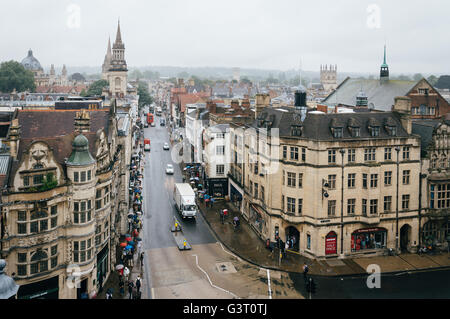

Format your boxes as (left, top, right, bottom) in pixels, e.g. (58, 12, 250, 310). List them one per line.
(150, 122, 156, 127)
(144, 122, 149, 128)
(163, 143, 170, 150)
(160, 118, 166, 126)
(165, 164, 174, 175)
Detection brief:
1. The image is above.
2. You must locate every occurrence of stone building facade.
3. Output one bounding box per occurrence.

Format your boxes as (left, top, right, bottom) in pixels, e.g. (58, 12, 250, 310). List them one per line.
(0, 106, 128, 299)
(229, 96, 421, 259)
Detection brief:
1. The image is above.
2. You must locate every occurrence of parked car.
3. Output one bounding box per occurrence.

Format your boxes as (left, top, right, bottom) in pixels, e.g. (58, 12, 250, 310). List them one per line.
(160, 119, 166, 126)
(144, 122, 149, 128)
(165, 164, 174, 175)
(150, 122, 156, 127)
(163, 143, 170, 150)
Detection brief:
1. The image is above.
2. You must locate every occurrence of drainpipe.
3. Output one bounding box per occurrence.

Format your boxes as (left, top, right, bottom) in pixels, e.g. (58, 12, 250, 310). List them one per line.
(418, 172, 427, 249)
(340, 149, 346, 255)
(395, 147, 401, 253)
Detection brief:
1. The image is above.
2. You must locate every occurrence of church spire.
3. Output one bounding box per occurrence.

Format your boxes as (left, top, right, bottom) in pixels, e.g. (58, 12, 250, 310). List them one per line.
(115, 19, 122, 45)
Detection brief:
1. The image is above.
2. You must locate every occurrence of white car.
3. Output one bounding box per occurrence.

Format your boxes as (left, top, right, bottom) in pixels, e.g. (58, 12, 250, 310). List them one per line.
(165, 164, 174, 175)
(163, 143, 170, 150)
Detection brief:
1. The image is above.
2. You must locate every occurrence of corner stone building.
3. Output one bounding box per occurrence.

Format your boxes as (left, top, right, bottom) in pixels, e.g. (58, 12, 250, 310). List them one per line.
(0, 107, 128, 299)
(230, 96, 421, 258)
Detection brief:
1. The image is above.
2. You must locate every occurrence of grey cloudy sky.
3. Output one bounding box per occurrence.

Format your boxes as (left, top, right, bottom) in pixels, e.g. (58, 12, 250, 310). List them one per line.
(1, 0, 449, 74)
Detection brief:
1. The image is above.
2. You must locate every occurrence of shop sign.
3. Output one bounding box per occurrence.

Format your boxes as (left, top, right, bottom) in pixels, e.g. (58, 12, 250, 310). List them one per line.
(325, 232, 337, 255)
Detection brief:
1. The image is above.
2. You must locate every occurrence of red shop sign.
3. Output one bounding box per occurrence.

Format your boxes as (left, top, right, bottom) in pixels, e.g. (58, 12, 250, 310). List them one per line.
(352, 227, 386, 234)
(325, 232, 337, 255)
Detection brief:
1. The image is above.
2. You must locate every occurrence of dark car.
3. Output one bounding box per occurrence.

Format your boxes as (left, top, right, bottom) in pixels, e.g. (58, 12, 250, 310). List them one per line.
(160, 119, 166, 126)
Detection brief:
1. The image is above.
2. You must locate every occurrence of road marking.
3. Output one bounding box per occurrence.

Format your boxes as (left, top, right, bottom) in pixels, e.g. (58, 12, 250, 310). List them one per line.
(267, 269, 272, 299)
(192, 254, 239, 299)
(218, 242, 242, 262)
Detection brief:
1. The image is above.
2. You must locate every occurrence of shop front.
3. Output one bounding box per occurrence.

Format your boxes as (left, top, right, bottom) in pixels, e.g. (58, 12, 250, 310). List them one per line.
(229, 182, 243, 210)
(325, 231, 338, 255)
(17, 276, 59, 299)
(351, 227, 387, 252)
(96, 244, 109, 290)
(207, 178, 228, 199)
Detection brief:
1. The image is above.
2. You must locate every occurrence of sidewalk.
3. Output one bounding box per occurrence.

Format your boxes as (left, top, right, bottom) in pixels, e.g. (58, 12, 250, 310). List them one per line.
(198, 199, 450, 277)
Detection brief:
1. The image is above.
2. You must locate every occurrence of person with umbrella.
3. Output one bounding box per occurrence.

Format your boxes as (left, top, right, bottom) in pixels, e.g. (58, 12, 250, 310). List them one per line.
(233, 216, 240, 230)
(106, 288, 113, 299)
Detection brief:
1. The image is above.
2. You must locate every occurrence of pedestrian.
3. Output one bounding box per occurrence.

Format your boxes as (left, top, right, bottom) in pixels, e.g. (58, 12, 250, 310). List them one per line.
(128, 280, 134, 300)
(140, 252, 144, 267)
(220, 209, 224, 224)
(98, 274, 104, 293)
(303, 263, 309, 279)
(136, 276, 142, 294)
(210, 197, 215, 208)
(285, 241, 289, 258)
(119, 279, 124, 296)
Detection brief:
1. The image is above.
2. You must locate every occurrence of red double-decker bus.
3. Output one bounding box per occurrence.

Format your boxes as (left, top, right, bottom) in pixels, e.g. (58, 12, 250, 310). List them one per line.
(147, 113, 154, 124)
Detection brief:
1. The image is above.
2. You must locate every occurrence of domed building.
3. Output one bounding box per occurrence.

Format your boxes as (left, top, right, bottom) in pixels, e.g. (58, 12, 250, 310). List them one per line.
(21, 49, 44, 77)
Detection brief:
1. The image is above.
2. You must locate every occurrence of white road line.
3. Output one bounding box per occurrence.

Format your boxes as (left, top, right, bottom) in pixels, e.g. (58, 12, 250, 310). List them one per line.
(192, 254, 239, 299)
(266, 269, 272, 299)
(218, 242, 242, 262)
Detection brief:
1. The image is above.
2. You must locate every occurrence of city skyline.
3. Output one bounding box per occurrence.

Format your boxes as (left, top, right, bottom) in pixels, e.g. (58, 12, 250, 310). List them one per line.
(1, 0, 449, 74)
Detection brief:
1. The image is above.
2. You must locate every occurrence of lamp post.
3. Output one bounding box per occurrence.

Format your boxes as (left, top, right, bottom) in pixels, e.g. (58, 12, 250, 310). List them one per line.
(340, 149, 346, 255)
(0, 259, 19, 299)
(395, 147, 401, 253)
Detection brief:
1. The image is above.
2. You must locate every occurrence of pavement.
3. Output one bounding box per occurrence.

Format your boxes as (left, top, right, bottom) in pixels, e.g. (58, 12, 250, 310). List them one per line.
(196, 197, 450, 277)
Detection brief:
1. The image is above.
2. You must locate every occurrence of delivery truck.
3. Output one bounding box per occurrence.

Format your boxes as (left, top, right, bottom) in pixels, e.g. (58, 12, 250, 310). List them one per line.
(173, 183, 198, 219)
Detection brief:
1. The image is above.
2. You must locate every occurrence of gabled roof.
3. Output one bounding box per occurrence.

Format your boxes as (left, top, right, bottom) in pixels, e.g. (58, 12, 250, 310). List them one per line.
(323, 77, 417, 111)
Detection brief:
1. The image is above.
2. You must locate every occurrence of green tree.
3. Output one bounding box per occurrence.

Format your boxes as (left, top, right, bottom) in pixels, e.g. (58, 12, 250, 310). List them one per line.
(130, 69, 143, 80)
(86, 79, 109, 96)
(435, 75, 450, 89)
(427, 75, 438, 86)
(241, 77, 252, 85)
(138, 81, 153, 109)
(413, 73, 424, 81)
(80, 89, 87, 97)
(0, 60, 36, 93)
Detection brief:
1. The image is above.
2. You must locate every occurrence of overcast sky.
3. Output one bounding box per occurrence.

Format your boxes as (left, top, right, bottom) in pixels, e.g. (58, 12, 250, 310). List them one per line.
(1, 0, 448, 74)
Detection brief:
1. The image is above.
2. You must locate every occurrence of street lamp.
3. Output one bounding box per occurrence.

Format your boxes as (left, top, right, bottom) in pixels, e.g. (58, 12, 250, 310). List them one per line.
(339, 149, 346, 256)
(0, 259, 19, 299)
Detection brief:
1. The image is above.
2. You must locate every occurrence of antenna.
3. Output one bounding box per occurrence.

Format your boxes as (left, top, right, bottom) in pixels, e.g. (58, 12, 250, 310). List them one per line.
(299, 58, 302, 87)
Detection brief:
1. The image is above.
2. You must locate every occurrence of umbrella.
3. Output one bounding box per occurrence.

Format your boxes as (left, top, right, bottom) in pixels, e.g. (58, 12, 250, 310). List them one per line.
(125, 245, 133, 250)
(128, 241, 135, 246)
(135, 237, 142, 241)
(127, 214, 134, 218)
(233, 216, 239, 221)
(119, 242, 127, 247)
(194, 177, 199, 181)
(126, 237, 132, 242)
(124, 234, 131, 237)
(183, 168, 187, 171)
(198, 184, 203, 187)
(115, 264, 124, 270)
(190, 181, 195, 184)
(190, 177, 194, 181)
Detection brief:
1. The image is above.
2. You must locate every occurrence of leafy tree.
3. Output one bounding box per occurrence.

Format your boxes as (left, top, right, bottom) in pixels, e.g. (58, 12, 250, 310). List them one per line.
(427, 75, 438, 86)
(138, 81, 153, 109)
(86, 79, 109, 96)
(130, 69, 143, 80)
(413, 73, 424, 81)
(0, 60, 36, 93)
(80, 89, 87, 97)
(241, 77, 252, 85)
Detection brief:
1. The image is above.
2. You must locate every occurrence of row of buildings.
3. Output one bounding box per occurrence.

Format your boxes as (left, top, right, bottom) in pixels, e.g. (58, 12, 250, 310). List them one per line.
(166, 48, 450, 259)
(0, 21, 140, 299)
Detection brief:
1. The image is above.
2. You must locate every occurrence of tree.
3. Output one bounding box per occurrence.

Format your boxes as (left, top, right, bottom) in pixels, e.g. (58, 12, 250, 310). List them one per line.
(138, 82, 153, 109)
(395, 74, 411, 81)
(427, 75, 438, 86)
(80, 89, 87, 97)
(86, 79, 109, 96)
(0, 60, 36, 93)
(241, 77, 252, 85)
(130, 69, 143, 80)
(413, 73, 424, 81)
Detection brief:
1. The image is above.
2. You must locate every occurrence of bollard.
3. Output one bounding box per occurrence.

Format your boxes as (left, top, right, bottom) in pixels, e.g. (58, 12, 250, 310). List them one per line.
(183, 239, 187, 250)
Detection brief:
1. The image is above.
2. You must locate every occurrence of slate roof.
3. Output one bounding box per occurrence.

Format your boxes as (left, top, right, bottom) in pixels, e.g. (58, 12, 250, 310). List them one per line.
(250, 107, 411, 141)
(411, 119, 444, 157)
(323, 77, 417, 111)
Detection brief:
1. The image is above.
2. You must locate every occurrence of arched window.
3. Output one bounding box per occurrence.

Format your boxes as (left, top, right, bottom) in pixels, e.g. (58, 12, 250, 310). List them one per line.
(30, 249, 48, 274)
(115, 77, 121, 90)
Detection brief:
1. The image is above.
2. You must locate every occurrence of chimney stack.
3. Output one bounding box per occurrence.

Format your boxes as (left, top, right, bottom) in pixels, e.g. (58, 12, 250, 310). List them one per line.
(242, 98, 250, 109)
(231, 99, 240, 111)
(255, 93, 270, 119)
(7, 118, 21, 159)
(393, 96, 412, 134)
(74, 109, 91, 134)
(206, 100, 217, 114)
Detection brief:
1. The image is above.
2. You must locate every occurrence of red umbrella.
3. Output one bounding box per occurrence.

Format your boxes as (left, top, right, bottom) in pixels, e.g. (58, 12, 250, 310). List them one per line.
(120, 242, 127, 247)
(126, 237, 132, 242)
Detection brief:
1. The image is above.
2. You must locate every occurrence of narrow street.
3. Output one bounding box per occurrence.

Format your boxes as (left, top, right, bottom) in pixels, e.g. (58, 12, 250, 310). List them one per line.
(140, 115, 304, 299)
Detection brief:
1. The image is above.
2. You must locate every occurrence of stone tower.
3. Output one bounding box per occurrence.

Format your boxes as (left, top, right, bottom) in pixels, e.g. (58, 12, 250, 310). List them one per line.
(106, 20, 128, 98)
(320, 64, 337, 92)
(102, 37, 112, 80)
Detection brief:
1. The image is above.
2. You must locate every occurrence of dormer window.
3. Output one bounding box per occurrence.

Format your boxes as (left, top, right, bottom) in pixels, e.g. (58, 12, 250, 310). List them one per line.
(291, 125, 302, 137)
(386, 126, 397, 136)
(370, 126, 380, 137)
(333, 128, 343, 138)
